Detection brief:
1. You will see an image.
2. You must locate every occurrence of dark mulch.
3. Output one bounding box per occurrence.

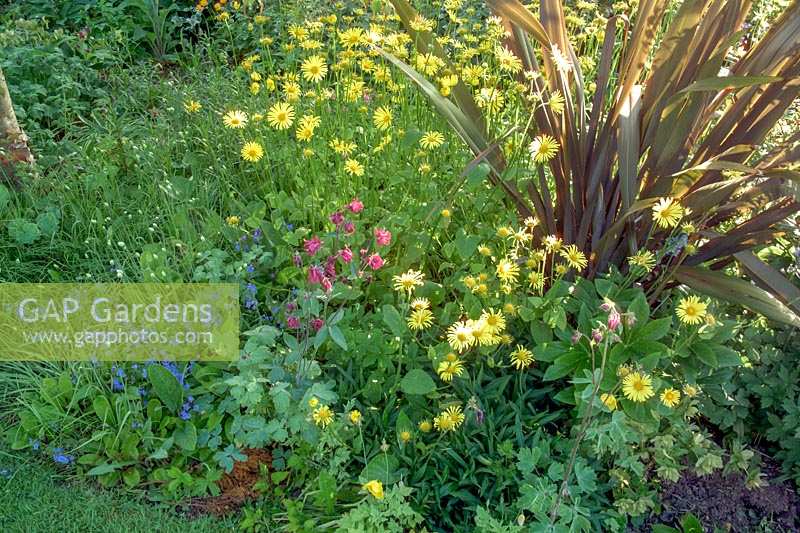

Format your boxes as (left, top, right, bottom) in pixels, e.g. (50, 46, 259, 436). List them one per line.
(634, 457, 799, 532)
(184, 448, 272, 518)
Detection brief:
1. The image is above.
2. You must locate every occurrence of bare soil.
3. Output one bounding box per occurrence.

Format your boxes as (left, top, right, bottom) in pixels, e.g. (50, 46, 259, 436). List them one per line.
(184, 448, 272, 518)
(634, 457, 799, 532)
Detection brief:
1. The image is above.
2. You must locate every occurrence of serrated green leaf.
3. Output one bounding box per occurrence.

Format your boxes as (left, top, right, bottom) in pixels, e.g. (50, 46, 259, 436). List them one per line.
(382, 304, 405, 337)
(637, 317, 672, 341)
(328, 325, 348, 350)
(174, 421, 197, 451)
(7, 219, 40, 245)
(399, 368, 436, 395)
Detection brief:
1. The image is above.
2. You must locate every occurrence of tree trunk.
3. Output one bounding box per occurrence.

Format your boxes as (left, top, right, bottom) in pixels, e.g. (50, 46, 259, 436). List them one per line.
(0, 68, 33, 186)
(0, 66, 33, 187)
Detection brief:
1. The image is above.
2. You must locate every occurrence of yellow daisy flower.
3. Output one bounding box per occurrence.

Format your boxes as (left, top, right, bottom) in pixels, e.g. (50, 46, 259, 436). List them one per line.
(628, 250, 656, 273)
(437, 354, 464, 382)
(560, 244, 588, 270)
(660, 387, 681, 408)
(447, 320, 474, 352)
(344, 158, 364, 176)
(296, 124, 315, 142)
(601, 393, 618, 411)
(510, 345, 534, 370)
(548, 90, 565, 115)
(410, 297, 430, 310)
(652, 197, 684, 228)
(362, 480, 384, 499)
(223, 109, 248, 128)
(528, 271, 546, 290)
(267, 102, 295, 130)
(301, 55, 328, 82)
(529, 134, 559, 163)
(543, 234, 563, 251)
(240, 141, 264, 162)
(312, 405, 334, 427)
(420, 131, 445, 149)
(622, 372, 655, 403)
(408, 308, 434, 331)
(480, 309, 506, 334)
(392, 269, 424, 294)
(372, 106, 393, 130)
(339, 27, 364, 48)
(683, 384, 700, 397)
(676, 295, 708, 325)
(433, 405, 465, 432)
(495, 46, 522, 73)
(183, 99, 202, 113)
(283, 81, 301, 102)
(496, 258, 520, 284)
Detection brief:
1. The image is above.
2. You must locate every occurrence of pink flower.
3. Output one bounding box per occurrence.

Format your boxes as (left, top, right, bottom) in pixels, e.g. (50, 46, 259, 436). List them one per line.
(591, 328, 603, 343)
(308, 265, 325, 284)
(304, 236, 323, 256)
(339, 247, 353, 263)
(325, 255, 337, 277)
(365, 253, 384, 270)
(347, 198, 364, 213)
(321, 277, 333, 292)
(607, 311, 621, 331)
(311, 318, 325, 331)
(329, 211, 344, 226)
(374, 227, 391, 246)
(286, 316, 301, 329)
(344, 221, 355, 234)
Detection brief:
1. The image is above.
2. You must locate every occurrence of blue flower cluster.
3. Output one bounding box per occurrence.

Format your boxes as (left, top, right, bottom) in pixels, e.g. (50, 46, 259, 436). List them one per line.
(52, 448, 74, 465)
(179, 395, 198, 420)
(244, 282, 258, 310)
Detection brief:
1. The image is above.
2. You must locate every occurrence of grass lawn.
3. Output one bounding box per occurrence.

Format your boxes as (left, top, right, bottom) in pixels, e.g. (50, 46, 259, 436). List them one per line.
(0, 451, 235, 533)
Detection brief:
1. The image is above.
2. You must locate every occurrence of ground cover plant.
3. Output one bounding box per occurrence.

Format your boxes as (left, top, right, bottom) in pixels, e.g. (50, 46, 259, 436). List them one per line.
(0, 0, 799, 531)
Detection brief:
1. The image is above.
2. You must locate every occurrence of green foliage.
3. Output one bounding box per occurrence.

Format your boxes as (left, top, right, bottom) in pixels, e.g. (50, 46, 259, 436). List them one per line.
(653, 513, 705, 533)
(0, 18, 111, 159)
(0, 0, 797, 531)
(703, 320, 800, 484)
(2, 361, 228, 499)
(333, 484, 424, 533)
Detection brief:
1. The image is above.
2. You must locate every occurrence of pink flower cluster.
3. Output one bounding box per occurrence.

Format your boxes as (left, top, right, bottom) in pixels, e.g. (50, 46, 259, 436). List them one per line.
(296, 198, 394, 294)
(284, 198, 394, 333)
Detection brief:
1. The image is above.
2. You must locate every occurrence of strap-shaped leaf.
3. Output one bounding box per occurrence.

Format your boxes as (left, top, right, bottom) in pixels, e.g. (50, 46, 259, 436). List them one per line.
(735, 251, 800, 316)
(674, 266, 800, 327)
(609, 0, 671, 123)
(618, 86, 642, 258)
(677, 75, 782, 94)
